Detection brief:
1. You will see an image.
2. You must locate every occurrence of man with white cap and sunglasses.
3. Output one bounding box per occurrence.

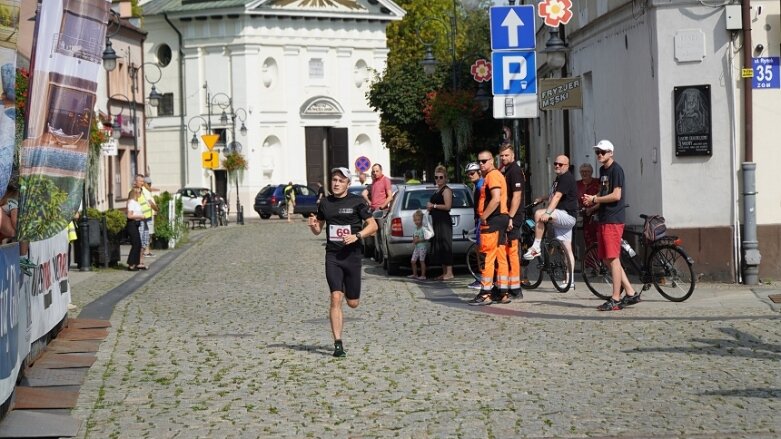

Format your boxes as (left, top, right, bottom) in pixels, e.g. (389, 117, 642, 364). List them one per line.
(308, 167, 377, 357)
(583, 140, 640, 311)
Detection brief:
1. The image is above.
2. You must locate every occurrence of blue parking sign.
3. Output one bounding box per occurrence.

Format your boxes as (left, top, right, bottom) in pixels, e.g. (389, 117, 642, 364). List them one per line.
(752, 57, 779, 89)
(492, 51, 537, 95)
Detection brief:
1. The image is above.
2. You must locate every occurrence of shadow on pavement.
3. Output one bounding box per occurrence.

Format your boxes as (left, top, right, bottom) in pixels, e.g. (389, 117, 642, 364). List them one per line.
(267, 343, 332, 357)
(626, 327, 781, 360)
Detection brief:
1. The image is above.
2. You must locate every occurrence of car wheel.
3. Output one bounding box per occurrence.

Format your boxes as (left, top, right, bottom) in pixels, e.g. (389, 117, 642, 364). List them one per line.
(386, 258, 400, 276)
(260, 214, 270, 219)
(363, 236, 374, 258)
(278, 205, 288, 219)
(194, 205, 203, 217)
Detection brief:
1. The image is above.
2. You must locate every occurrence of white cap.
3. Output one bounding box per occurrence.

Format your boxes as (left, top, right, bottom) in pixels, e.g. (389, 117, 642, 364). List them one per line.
(331, 167, 352, 180)
(593, 140, 614, 152)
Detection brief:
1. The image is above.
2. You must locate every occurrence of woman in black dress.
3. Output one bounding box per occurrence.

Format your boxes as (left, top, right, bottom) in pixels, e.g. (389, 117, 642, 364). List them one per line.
(426, 165, 454, 280)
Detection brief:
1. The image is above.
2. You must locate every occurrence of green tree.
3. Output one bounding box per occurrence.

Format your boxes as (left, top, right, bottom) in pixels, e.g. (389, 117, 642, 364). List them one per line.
(368, 0, 503, 178)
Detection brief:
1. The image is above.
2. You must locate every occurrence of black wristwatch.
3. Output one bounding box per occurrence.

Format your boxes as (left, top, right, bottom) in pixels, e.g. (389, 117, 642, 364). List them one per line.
(355, 232, 362, 240)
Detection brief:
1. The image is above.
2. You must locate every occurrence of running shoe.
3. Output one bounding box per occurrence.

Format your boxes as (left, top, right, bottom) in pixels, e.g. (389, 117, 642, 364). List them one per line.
(468, 294, 493, 306)
(496, 293, 512, 305)
(333, 340, 346, 357)
(467, 280, 482, 289)
(522, 247, 541, 260)
(620, 292, 642, 306)
(597, 298, 624, 311)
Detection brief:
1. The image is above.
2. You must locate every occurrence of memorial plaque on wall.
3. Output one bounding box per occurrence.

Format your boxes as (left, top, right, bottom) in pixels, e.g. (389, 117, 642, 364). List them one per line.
(673, 85, 712, 156)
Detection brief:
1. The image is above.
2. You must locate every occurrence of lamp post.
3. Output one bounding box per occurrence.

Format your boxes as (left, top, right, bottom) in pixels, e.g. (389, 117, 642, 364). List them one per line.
(418, 2, 489, 181)
(188, 84, 249, 225)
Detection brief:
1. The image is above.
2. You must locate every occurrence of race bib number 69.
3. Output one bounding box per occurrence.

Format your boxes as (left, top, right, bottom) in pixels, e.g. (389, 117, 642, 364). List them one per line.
(329, 225, 351, 240)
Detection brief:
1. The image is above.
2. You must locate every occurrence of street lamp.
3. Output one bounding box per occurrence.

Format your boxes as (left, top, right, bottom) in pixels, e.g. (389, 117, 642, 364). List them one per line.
(543, 26, 568, 72)
(418, 3, 489, 181)
(187, 84, 249, 225)
(210, 91, 249, 224)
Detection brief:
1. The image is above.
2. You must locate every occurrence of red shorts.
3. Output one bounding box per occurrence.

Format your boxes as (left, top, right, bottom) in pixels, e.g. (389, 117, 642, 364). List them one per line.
(597, 223, 624, 259)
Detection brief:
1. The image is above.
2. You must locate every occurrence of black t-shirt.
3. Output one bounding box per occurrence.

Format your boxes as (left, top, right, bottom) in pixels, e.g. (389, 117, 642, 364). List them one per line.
(316, 193, 372, 252)
(550, 171, 579, 217)
(502, 161, 524, 226)
(597, 161, 626, 224)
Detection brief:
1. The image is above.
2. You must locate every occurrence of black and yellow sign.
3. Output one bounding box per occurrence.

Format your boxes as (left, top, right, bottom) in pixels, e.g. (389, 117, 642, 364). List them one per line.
(201, 151, 219, 169)
(539, 77, 582, 110)
(741, 68, 754, 78)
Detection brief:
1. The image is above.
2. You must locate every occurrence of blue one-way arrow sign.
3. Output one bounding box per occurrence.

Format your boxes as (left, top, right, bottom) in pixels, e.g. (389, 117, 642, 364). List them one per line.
(490, 5, 535, 51)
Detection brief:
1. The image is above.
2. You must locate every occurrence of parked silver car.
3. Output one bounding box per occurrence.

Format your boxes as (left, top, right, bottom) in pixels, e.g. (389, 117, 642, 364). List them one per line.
(378, 183, 475, 275)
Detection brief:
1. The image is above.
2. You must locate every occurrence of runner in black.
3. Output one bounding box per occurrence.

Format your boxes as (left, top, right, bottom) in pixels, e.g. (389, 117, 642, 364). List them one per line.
(308, 167, 377, 357)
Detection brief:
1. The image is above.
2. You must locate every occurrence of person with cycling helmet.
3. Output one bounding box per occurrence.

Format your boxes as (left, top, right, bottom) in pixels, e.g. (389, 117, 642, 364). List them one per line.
(465, 162, 483, 290)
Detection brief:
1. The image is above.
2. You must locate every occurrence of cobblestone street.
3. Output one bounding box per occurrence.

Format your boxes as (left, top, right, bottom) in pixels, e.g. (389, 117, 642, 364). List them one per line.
(69, 219, 781, 438)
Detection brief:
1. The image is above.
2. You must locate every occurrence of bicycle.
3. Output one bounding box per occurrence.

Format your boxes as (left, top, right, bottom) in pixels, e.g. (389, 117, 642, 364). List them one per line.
(464, 201, 569, 292)
(519, 201, 573, 292)
(581, 214, 696, 302)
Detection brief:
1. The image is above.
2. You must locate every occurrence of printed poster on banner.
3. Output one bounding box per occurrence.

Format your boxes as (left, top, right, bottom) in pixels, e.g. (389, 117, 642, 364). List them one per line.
(0, 243, 24, 409)
(23, 229, 71, 343)
(17, 0, 111, 242)
(0, 0, 20, 202)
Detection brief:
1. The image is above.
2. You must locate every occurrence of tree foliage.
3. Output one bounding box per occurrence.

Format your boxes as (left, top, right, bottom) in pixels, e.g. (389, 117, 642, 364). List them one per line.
(369, 0, 503, 177)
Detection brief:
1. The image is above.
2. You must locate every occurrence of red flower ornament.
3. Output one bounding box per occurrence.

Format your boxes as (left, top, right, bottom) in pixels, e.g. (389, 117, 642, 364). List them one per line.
(470, 59, 492, 83)
(538, 0, 573, 27)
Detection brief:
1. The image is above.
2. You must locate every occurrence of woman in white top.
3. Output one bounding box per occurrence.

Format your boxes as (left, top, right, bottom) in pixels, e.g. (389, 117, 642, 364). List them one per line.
(126, 187, 146, 270)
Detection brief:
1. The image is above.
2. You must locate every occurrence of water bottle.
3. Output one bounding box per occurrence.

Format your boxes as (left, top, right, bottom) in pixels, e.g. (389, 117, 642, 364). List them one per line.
(621, 239, 636, 257)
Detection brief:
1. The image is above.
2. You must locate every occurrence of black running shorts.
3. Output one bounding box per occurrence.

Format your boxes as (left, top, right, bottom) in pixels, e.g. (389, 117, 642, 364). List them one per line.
(325, 247, 363, 300)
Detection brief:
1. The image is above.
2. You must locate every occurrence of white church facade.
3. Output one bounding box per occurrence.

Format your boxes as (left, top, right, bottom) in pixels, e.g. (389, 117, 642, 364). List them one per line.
(140, 0, 404, 208)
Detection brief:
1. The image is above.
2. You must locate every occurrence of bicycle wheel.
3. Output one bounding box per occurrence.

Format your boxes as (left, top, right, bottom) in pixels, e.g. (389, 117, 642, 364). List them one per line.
(521, 256, 544, 289)
(581, 244, 613, 300)
(547, 239, 572, 292)
(649, 245, 695, 302)
(465, 244, 483, 281)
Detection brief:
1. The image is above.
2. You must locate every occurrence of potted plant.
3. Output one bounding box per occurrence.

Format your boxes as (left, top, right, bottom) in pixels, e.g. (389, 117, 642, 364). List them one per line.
(87, 207, 127, 266)
(153, 191, 185, 249)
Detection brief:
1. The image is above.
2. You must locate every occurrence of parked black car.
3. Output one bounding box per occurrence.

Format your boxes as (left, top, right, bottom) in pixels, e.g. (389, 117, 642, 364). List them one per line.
(254, 183, 319, 219)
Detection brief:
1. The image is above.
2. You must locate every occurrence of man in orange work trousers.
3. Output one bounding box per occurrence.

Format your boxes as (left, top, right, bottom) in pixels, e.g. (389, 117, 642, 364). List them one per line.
(469, 150, 511, 306)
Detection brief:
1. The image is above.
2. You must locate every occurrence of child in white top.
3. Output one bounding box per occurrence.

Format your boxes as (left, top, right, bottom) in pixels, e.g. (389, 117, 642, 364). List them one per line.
(408, 209, 429, 280)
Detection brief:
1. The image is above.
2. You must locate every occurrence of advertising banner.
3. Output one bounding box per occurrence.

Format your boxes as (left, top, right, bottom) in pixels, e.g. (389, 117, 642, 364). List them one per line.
(0, 242, 23, 409)
(0, 0, 19, 202)
(17, 0, 110, 242)
(24, 229, 70, 342)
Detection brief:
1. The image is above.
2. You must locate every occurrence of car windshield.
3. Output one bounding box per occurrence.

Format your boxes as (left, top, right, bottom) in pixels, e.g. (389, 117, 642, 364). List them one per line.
(401, 188, 473, 210)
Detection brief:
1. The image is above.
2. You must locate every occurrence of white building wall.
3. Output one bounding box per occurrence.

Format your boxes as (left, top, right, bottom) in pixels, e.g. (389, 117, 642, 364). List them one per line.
(144, 12, 392, 208)
(653, 4, 735, 228)
(749, 0, 781, 223)
(567, 5, 664, 227)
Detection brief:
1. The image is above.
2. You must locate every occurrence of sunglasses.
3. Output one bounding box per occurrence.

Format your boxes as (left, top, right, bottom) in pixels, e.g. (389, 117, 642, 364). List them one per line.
(595, 149, 611, 156)
(553, 162, 567, 167)
(434, 175, 445, 180)
(478, 159, 490, 164)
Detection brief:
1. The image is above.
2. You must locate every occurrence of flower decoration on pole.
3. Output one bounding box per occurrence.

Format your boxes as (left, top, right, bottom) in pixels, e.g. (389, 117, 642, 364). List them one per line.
(537, 0, 573, 27)
(470, 59, 492, 83)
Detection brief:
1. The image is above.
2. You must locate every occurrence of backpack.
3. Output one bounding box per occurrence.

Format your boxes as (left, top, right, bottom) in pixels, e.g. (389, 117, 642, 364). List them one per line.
(643, 215, 667, 243)
(284, 186, 293, 201)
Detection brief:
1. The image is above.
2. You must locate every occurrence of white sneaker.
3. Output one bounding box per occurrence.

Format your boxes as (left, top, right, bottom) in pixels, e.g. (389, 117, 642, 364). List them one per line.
(523, 247, 541, 260)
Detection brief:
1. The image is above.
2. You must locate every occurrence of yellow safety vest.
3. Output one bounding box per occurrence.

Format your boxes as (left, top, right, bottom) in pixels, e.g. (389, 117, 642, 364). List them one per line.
(139, 192, 153, 219)
(67, 221, 77, 242)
